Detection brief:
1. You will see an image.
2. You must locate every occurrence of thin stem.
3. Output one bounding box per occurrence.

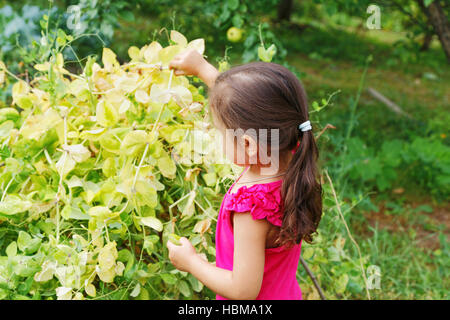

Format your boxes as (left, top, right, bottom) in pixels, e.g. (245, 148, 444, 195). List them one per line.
(315, 123, 336, 140)
(258, 23, 265, 47)
(325, 170, 371, 300)
(55, 201, 60, 244)
(167, 68, 174, 90)
(1, 175, 15, 202)
(132, 143, 150, 191)
(299, 256, 326, 300)
(3, 67, 23, 83)
(104, 223, 110, 243)
(63, 116, 68, 145)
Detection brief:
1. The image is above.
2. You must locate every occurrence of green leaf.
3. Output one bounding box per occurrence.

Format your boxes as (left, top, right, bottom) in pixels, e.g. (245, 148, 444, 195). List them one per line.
(60, 205, 72, 220)
(335, 274, 349, 294)
(0, 196, 32, 215)
(228, 0, 239, 10)
(302, 247, 314, 260)
(121, 130, 149, 157)
(96, 100, 119, 127)
(84, 56, 96, 77)
(135, 180, 158, 208)
(0, 121, 14, 139)
(0, 108, 20, 123)
(136, 287, 149, 300)
(88, 206, 119, 221)
(0, 288, 7, 300)
(160, 273, 177, 285)
(62, 205, 90, 220)
(17, 231, 32, 252)
(34, 260, 56, 282)
(202, 172, 217, 187)
(140, 216, 163, 232)
(187, 273, 203, 292)
(232, 14, 243, 28)
(98, 241, 118, 283)
(99, 132, 121, 154)
(120, 10, 135, 22)
(327, 246, 341, 262)
(102, 157, 116, 177)
(17, 231, 41, 254)
(6, 241, 17, 257)
(130, 283, 141, 297)
(157, 156, 176, 179)
(258, 44, 277, 62)
(177, 280, 191, 297)
(117, 249, 133, 262)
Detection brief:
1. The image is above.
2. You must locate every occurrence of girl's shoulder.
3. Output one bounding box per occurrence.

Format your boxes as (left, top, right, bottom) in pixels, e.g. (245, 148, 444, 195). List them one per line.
(224, 180, 284, 227)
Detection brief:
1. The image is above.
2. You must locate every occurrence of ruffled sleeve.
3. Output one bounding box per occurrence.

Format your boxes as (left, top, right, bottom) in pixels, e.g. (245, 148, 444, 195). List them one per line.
(224, 181, 283, 227)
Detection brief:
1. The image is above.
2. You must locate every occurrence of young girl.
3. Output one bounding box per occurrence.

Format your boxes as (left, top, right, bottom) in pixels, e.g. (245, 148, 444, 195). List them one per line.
(166, 50, 322, 300)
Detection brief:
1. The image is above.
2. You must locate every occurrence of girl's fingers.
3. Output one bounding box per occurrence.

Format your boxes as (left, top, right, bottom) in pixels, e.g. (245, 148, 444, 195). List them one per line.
(169, 62, 187, 75)
(168, 59, 180, 69)
(179, 237, 190, 245)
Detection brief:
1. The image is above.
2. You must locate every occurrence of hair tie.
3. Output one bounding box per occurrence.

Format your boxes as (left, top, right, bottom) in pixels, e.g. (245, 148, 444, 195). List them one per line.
(299, 120, 312, 132)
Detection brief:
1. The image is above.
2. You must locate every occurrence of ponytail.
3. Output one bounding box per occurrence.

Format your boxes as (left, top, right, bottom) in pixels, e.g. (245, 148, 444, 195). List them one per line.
(279, 128, 322, 245)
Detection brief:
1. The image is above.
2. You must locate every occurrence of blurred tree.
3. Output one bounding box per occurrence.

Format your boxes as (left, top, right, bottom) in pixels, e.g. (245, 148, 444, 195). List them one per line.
(311, 0, 449, 62)
(417, 0, 450, 61)
(277, 0, 294, 21)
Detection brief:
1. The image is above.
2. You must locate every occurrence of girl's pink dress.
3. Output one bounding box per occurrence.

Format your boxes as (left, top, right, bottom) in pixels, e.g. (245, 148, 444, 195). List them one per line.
(215, 168, 303, 300)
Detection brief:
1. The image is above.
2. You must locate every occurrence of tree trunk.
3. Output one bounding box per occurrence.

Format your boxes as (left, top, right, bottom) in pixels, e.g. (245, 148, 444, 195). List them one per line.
(418, 0, 450, 62)
(277, 0, 294, 22)
(420, 32, 433, 51)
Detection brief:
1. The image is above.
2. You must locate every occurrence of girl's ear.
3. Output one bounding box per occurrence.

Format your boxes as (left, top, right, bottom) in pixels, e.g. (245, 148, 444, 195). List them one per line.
(241, 134, 258, 165)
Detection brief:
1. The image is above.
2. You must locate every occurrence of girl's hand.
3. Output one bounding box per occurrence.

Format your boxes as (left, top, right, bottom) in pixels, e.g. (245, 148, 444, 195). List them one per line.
(169, 50, 220, 88)
(167, 237, 198, 272)
(169, 49, 206, 77)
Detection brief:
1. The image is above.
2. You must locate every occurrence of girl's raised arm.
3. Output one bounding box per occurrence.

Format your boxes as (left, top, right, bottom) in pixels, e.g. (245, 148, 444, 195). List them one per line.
(169, 49, 220, 88)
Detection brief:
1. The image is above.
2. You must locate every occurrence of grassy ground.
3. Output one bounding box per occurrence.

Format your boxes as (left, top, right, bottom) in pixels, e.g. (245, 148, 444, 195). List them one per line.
(280, 24, 449, 299)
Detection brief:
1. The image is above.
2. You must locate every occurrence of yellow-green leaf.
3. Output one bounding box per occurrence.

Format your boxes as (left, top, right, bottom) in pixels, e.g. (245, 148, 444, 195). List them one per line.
(96, 99, 119, 127)
(140, 216, 163, 232)
(157, 156, 176, 179)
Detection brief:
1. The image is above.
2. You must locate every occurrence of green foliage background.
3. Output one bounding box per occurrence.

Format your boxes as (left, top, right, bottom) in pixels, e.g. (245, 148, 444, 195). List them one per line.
(0, 0, 448, 300)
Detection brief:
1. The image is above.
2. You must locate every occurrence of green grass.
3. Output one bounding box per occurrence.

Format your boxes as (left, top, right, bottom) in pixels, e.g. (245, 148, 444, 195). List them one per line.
(279, 24, 449, 299)
(360, 226, 448, 299)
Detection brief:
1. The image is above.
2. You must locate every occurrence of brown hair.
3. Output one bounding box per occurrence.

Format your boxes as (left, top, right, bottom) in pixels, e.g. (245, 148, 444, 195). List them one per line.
(209, 61, 322, 245)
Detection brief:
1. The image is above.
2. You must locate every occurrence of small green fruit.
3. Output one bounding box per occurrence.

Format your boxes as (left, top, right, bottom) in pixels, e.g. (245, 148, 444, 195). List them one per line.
(227, 27, 243, 42)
